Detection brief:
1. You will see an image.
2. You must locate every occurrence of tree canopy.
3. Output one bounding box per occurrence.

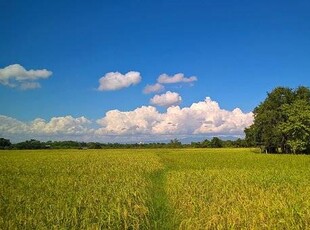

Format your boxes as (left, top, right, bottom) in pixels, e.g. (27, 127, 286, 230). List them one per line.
(245, 86, 310, 154)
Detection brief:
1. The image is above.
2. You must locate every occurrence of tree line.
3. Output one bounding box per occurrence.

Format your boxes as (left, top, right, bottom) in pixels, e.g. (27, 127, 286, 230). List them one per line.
(0, 137, 250, 150)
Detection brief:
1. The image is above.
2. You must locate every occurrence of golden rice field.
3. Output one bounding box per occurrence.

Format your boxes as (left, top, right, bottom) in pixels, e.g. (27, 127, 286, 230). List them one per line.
(1, 148, 310, 229)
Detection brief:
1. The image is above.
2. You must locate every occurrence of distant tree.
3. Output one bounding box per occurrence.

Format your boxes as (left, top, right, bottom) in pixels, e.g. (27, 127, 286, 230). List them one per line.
(87, 142, 102, 149)
(210, 137, 223, 148)
(201, 139, 211, 148)
(233, 138, 248, 147)
(168, 138, 182, 148)
(0, 138, 11, 149)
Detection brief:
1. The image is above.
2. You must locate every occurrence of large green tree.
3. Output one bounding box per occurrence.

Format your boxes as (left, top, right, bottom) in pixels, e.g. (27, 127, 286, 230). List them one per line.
(245, 86, 310, 154)
(279, 99, 310, 153)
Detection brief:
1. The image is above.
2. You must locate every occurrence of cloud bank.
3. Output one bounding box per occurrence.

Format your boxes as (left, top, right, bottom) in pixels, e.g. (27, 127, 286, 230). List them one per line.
(0, 64, 52, 89)
(98, 71, 141, 91)
(150, 91, 182, 107)
(0, 97, 253, 142)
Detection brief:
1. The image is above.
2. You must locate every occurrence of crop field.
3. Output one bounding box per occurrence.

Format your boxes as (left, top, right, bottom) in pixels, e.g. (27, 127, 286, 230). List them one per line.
(1, 149, 310, 229)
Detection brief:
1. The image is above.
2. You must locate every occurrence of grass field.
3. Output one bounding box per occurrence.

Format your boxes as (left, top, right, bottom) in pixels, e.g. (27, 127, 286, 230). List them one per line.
(1, 148, 310, 229)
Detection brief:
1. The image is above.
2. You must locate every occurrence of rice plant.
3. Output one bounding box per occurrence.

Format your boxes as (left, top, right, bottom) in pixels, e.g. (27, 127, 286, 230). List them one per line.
(1, 148, 310, 229)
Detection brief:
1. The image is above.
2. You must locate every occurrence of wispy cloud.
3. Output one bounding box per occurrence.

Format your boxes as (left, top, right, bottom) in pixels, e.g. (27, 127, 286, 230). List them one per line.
(143, 73, 197, 95)
(0, 64, 52, 89)
(143, 83, 165, 94)
(157, 73, 197, 84)
(98, 71, 141, 91)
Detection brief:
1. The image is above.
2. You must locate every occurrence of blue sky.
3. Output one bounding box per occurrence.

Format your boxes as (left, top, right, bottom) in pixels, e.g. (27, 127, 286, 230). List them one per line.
(0, 0, 309, 142)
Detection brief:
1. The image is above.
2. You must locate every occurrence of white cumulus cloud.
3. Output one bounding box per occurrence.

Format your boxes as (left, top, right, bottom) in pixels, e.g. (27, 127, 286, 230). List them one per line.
(143, 83, 165, 94)
(95, 97, 253, 137)
(96, 106, 161, 135)
(157, 73, 197, 84)
(30, 116, 92, 135)
(98, 71, 141, 91)
(0, 64, 52, 89)
(150, 91, 182, 107)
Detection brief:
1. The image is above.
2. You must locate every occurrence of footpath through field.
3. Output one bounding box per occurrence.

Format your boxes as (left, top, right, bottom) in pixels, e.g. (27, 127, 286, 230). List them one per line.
(147, 150, 193, 229)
